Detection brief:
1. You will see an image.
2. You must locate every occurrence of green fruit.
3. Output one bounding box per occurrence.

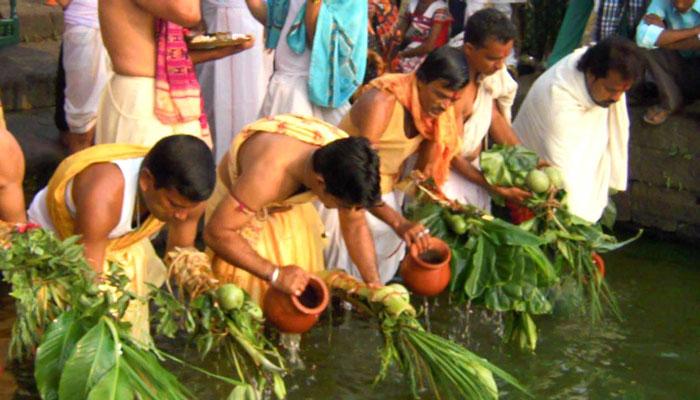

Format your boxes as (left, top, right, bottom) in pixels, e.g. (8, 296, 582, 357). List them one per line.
(543, 166, 564, 189)
(525, 169, 550, 193)
(79, 294, 94, 308)
(216, 284, 244, 311)
(447, 215, 468, 235)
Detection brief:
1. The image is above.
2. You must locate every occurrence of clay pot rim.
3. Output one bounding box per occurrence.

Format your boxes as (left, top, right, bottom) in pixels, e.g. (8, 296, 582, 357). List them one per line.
(409, 237, 452, 270)
(290, 274, 330, 315)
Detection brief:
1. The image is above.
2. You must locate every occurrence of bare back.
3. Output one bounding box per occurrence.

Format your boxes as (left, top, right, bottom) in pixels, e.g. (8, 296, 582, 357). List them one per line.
(233, 134, 316, 209)
(99, 0, 200, 77)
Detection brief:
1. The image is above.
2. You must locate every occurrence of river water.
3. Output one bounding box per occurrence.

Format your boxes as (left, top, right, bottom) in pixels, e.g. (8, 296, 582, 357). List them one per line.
(1, 235, 698, 399)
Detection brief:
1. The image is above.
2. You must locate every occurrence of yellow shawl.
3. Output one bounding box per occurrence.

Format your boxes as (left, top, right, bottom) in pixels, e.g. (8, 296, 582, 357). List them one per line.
(45, 144, 164, 250)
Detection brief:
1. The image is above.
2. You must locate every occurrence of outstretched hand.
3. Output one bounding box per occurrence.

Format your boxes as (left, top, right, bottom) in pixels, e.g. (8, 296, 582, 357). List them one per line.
(494, 185, 532, 205)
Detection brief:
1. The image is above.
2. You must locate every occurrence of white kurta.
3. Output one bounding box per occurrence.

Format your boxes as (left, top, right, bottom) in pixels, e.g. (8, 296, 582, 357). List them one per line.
(198, 0, 273, 162)
(257, 0, 350, 125)
(442, 66, 518, 210)
(317, 191, 405, 284)
(513, 48, 629, 223)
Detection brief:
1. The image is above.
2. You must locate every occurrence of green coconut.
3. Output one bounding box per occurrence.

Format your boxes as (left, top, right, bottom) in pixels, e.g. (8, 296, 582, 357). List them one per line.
(543, 166, 564, 190)
(216, 283, 245, 311)
(447, 214, 468, 235)
(386, 283, 410, 302)
(525, 169, 550, 193)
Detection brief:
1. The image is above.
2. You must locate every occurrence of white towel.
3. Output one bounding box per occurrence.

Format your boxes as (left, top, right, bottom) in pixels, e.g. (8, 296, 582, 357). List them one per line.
(513, 48, 629, 222)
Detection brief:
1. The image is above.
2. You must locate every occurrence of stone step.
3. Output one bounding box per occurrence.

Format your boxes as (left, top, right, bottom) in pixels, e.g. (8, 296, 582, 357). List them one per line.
(10, 0, 64, 43)
(0, 39, 60, 112)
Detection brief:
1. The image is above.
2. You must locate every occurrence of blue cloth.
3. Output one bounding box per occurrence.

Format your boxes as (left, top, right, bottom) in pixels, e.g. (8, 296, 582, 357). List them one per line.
(308, 1, 367, 108)
(265, 0, 367, 108)
(636, 0, 700, 57)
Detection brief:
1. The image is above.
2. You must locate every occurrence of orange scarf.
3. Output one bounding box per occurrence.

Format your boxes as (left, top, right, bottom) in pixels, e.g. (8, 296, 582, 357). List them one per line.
(369, 73, 459, 186)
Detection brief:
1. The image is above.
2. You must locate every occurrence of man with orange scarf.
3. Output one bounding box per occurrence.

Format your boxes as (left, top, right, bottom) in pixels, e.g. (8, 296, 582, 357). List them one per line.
(96, 0, 254, 146)
(27, 135, 216, 341)
(319, 46, 468, 283)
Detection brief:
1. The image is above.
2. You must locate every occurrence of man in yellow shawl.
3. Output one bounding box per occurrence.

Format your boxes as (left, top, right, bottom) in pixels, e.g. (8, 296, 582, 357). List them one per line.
(0, 97, 26, 223)
(320, 46, 468, 283)
(204, 114, 383, 302)
(27, 135, 216, 341)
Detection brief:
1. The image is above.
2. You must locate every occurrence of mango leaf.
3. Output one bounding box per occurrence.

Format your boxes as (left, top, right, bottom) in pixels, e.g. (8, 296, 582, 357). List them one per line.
(58, 319, 117, 399)
(86, 365, 134, 400)
(482, 219, 545, 247)
(121, 342, 192, 400)
(484, 287, 511, 312)
(35, 311, 88, 400)
(503, 146, 539, 175)
(481, 147, 512, 186)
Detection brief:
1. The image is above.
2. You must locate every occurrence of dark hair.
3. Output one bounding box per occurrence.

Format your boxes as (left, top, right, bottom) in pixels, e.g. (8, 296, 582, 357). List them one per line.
(142, 135, 216, 202)
(416, 46, 470, 90)
(577, 36, 643, 82)
(312, 136, 380, 208)
(463, 8, 516, 48)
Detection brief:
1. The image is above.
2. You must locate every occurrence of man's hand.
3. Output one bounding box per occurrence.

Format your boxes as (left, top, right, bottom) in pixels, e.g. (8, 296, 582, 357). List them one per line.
(189, 38, 256, 64)
(643, 14, 666, 28)
(493, 185, 532, 204)
(271, 265, 310, 297)
(396, 221, 431, 253)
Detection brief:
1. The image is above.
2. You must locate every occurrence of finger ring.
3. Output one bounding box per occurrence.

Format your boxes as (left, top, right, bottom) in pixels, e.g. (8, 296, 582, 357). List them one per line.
(422, 228, 430, 235)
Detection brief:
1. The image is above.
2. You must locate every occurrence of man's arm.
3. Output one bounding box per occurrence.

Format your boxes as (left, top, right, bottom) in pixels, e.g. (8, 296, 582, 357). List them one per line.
(451, 155, 531, 204)
(368, 203, 431, 253)
(305, 0, 323, 46)
(489, 101, 520, 146)
(71, 164, 124, 274)
(189, 39, 256, 64)
(661, 34, 700, 50)
(166, 202, 206, 251)
(133, 0, 201, 27)
(0, 130, 26, 223)
(337, 208, 381, 286)
(245, 0, 267, 25)
(348, 88, 395, 143)
(204, 164, 309, 296)
(644, 13, 700, 47)
(398, 20, 445, 58)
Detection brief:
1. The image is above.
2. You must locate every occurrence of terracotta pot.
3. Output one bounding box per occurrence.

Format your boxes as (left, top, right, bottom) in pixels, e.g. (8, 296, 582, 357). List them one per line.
(400, 237, 452, 297)
(263, 274, 329, 334)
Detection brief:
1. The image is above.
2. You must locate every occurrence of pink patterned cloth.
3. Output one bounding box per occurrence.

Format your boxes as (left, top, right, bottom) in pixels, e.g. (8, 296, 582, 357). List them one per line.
(154, 20, 210, 135)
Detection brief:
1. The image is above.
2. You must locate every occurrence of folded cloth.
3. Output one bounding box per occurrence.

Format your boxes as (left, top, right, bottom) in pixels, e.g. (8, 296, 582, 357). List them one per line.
(154, 20, 210, 135)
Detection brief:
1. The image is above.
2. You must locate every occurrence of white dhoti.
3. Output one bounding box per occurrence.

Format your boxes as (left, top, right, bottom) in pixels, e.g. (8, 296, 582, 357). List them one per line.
(513, 48, 629, 223)
(198, 0, 273, 162)
(259, 72, 350, 126)
(62, 23, 111, 134)
(317, 191, 405, 284)
(95, 74, 209, 146)
(443, 66, 518, 211)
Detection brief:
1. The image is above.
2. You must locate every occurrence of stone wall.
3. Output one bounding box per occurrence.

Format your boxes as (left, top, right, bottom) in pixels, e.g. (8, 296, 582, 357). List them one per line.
(614, 106, 700, 243)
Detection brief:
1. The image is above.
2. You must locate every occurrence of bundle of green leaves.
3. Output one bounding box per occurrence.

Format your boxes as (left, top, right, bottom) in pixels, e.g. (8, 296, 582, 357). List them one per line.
(0, 224, 96, 360)
(320, 270, 530, 400)
(152, 248, 286, 399)
(479, 145, 641, 323)
(406, 190, 558, 351)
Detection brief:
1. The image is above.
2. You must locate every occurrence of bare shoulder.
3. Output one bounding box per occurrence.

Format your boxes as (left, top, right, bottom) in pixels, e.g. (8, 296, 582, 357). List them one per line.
(0, 129, 24, 183)
(350, 88, 397, 141)
(72, 163, 125, 211)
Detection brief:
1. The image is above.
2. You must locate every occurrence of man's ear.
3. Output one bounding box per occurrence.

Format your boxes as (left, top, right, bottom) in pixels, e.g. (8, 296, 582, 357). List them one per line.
(463, 42, 475, 56)
(139, 168, 154, 192)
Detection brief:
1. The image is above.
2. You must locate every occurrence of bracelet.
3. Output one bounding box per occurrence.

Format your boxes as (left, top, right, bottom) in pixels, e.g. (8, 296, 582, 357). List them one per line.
(269, 267, 280, 284)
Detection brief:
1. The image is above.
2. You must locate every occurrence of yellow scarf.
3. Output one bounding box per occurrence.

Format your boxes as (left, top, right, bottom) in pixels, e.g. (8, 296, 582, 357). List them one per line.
(46, 144, 164, 251)
(369, 73, 460, 186)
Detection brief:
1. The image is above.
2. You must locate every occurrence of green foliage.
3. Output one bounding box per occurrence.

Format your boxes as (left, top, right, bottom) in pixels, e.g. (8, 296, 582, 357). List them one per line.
(151, 285, 286, 399)
(0, 226, 96, 360)
(322, 271, 530, 400)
